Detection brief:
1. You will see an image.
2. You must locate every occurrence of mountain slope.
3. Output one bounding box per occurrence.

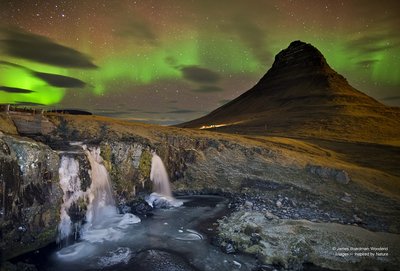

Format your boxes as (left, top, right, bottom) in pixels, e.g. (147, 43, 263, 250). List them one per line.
(179, 41, 400, 144)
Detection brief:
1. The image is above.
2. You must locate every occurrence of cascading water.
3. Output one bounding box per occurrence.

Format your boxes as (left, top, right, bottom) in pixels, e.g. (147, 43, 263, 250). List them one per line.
(58, 156, 83, 243)
(150, 152, 172, 197)
(146, 152, 183, 208)
(34, 147, 256, 271)
(56, 145, 140, 261)
(84, 146, 116, 227)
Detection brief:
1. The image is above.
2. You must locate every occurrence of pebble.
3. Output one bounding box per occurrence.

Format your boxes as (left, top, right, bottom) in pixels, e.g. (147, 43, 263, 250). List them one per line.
(265, 211, 278, 220)
(244, 200, 254, 209)
(250, 233, 262, 244)
(341, 196, 352, 203)
(353, 214, 362, 223)
(18, 226, 26, 232)
(276, 200, 282, 208)
(224, 243, 235, 254)
(233, 260, 242, 268)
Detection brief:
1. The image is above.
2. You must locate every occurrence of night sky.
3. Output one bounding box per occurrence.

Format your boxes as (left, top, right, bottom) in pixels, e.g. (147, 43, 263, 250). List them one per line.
(0, 0, 399, 125)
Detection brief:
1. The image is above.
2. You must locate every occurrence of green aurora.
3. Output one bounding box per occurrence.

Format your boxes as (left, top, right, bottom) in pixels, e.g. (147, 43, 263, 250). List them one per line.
(0, 59, 66, 105)
(2, 37, 398, 101)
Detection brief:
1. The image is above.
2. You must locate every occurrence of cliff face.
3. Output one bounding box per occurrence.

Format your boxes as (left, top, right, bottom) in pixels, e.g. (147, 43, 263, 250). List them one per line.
(0, 135, 62, 259)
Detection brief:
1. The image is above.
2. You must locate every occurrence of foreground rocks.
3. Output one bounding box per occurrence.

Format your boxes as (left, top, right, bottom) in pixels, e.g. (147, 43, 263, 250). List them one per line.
(218, 211, 400, 270)
(0, 135, 62, 259)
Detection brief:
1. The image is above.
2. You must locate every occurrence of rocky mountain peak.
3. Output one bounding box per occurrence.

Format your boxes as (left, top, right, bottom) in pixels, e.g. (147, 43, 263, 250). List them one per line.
(272, 40, 328, 70)
(179, 40, 400, 142)
(257, 40, 336, 87)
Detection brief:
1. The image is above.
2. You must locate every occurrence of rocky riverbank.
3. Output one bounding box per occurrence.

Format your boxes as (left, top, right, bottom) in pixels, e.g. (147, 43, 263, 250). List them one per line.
(217, 210, 399, 270)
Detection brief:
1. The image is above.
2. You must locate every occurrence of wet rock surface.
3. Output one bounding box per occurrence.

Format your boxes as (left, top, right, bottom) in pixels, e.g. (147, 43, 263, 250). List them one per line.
(119, 197, 154, 217)
(0, 135, 62, 260)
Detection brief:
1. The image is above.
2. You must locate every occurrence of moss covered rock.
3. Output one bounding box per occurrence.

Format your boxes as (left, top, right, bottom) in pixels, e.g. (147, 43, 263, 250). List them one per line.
(218, 211, 400, 270)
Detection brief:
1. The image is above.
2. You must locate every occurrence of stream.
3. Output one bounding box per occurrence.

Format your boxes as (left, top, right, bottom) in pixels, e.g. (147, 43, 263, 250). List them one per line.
(14, 195, 258, 271)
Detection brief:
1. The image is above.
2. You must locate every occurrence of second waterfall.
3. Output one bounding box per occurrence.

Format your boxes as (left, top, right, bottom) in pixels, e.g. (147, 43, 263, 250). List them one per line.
(146, 152, 183, 208)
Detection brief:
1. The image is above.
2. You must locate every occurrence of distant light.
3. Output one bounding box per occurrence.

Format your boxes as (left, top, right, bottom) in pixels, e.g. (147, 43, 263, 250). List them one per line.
(199, 124, 229, 129)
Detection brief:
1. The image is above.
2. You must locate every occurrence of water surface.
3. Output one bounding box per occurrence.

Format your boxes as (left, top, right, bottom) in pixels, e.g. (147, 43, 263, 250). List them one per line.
(22, 195, 257, 271)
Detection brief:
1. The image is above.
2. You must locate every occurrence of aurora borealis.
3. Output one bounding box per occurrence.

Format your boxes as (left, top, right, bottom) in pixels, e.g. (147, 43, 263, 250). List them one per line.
(0, 0, 399, 124)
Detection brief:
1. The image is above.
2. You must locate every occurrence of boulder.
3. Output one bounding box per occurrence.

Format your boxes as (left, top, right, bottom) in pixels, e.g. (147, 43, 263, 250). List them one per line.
(0, 135, 62, 260)
(218, 211, 400, 270)
(307, 165, 351, 184)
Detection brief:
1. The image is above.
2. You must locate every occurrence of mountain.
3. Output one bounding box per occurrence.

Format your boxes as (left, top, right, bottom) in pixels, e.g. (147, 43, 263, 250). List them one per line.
(179, 41, 400, 144)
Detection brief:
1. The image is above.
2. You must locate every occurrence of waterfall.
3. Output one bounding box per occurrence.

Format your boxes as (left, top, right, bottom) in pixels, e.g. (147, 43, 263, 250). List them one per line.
(147, 153, 183, 208)
(58, 156, 83, 243)
(84, 147, 117, 226)
(150, 153, 172, 197)
(57, 146, 140, 245)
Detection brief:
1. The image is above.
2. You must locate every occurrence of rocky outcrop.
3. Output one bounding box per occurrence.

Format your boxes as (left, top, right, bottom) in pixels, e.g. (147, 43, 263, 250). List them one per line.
(9, 112, 56, 135)
(306, 165, 351, 184)
(96, 133, 286, 198)
(218, 211, 400, 270)
(0, 135, 62, 259)
(0, 114, 18, 135)
(99, 141, 152, 199)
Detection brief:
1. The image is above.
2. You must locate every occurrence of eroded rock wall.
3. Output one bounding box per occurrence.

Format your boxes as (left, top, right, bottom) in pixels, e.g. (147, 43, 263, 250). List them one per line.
(0, 135, 62, 260)
(97, 135, 281, 200)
